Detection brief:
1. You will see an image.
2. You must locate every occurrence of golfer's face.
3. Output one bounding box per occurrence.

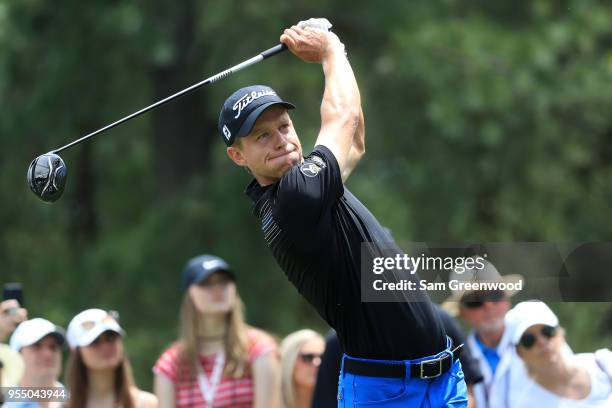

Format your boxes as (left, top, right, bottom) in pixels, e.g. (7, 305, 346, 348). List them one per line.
(236, 106, 302, 184)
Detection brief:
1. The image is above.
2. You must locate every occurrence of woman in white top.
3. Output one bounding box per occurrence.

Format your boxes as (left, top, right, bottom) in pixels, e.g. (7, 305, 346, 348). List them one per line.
(507, 301, 612, 407)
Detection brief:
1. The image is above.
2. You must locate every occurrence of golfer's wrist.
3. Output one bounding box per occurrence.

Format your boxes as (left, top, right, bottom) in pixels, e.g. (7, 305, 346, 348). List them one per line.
(322, 44, 347, 68)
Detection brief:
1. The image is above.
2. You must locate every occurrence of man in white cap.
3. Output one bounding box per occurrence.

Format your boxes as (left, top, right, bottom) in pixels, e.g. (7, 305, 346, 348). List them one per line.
(441, 261, 526, 408)
(7, 318, 66, 407)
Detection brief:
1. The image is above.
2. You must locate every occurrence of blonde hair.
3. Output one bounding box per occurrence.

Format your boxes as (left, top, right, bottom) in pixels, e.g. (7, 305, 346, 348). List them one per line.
(178, 291, 249, 378)
(280, 329, 324, 408)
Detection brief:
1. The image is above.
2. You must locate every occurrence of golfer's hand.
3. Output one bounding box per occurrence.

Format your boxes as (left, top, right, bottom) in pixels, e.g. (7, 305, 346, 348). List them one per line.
(0, 299, 27, 342)
(280, 25, 344, 63)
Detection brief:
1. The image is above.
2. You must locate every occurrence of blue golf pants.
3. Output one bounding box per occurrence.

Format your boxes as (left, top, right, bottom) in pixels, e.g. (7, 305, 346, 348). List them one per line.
(337, 344, 468, 407)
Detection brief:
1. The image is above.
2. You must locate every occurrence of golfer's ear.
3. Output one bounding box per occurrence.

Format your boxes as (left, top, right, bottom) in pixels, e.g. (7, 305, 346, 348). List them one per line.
(227, 146, 247, 167)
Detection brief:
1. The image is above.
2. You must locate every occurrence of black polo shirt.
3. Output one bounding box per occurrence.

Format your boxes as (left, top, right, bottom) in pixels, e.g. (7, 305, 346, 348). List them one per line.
(245, 145, 446, 359)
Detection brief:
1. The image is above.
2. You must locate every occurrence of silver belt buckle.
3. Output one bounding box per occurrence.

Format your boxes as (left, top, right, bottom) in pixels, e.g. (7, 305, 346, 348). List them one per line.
(419, 357, 443, 379)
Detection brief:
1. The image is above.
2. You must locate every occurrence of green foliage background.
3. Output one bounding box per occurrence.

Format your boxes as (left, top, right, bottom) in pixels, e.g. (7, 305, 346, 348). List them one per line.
(1, 0, 611, 389)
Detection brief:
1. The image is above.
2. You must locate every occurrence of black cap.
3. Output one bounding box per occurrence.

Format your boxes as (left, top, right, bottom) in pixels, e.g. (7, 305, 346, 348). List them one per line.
(218, 85, 295, 146)
(181, 254, 235, 292)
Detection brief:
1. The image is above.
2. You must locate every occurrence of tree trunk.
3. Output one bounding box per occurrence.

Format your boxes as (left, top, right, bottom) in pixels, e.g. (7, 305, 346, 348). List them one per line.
(70, 142, 98, 242)
(150, 0, 216, 197)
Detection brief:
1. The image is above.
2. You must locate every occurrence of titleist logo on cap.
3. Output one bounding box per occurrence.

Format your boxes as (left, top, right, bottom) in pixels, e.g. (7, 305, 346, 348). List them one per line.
(233, 89, 277, 119)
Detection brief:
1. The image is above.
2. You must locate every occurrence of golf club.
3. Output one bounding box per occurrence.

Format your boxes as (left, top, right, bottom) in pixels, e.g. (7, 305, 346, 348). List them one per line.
(27, 43, 289, 203)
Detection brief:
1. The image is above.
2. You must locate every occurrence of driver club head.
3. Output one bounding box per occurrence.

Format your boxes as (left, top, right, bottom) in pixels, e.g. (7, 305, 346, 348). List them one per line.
(25, 40, 292, 204)
(27, 153, 67, 203)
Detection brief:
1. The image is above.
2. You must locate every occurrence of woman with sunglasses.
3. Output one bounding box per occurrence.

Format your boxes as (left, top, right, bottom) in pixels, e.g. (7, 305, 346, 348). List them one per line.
(508, 301, 612, 407)
(279, 329, 324, 408)
(153, 254, 280, 408)
(65, 309, 158, 408)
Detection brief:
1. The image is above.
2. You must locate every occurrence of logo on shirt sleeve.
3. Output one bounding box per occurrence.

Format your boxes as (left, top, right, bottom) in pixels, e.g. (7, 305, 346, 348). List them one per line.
(309, 155, 326, 169)
(300, 162, 322, 177)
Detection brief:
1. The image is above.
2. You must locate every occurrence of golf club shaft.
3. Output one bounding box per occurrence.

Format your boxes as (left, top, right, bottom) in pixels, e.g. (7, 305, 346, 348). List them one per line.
(52, 43, 288, 154)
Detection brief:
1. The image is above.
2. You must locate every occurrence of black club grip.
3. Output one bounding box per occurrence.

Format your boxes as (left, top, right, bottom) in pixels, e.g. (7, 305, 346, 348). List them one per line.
(261, 43, 288, 59)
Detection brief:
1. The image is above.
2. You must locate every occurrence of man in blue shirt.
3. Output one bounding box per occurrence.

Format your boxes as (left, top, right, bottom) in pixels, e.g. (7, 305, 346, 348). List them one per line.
(442, 263, 525, 408)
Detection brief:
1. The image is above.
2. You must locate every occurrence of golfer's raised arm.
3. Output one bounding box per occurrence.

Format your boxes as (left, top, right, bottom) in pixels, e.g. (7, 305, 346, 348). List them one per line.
(280, 26, 361, 175)
(342, 108, 365, 181)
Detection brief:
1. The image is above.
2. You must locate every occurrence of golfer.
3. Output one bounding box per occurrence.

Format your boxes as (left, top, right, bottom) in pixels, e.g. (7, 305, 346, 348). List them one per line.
(219, 19, 467, 407)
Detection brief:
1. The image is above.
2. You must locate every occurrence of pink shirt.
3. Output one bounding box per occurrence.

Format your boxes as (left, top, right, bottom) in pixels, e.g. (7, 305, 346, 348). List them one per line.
(153, 328, 276, 407)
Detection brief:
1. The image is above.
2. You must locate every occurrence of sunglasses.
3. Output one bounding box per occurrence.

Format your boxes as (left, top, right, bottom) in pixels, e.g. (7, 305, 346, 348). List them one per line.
(298, 353, 322, 364)
(519, 325, 558, 349)
(460, 290, 506, 309)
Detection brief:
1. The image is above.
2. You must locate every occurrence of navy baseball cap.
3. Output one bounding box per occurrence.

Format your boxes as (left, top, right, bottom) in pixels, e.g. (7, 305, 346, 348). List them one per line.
(218, 85, 295, 146)
(181, 254, 235, 292)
